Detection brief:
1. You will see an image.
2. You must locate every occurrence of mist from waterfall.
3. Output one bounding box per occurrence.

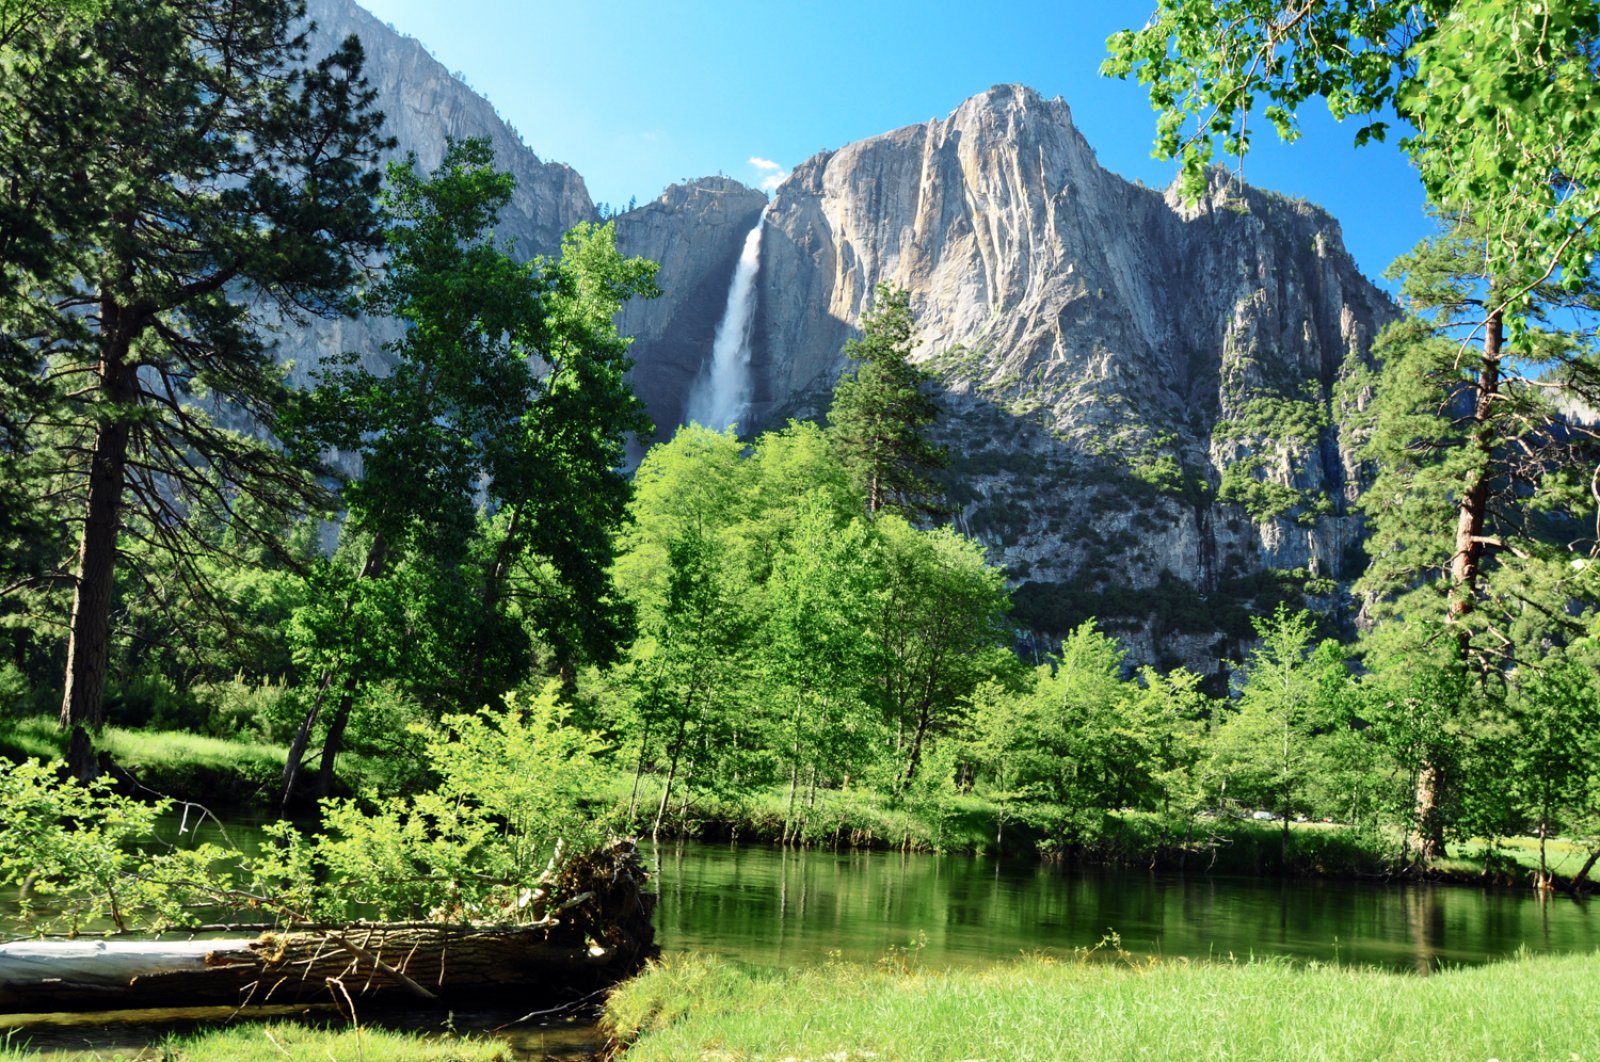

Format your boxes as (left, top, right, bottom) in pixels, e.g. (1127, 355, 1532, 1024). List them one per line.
(685, 214, 765, 433)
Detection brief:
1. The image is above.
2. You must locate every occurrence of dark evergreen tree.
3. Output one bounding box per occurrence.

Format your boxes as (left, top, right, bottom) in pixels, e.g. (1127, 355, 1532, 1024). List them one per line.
(0, 0, 390, 778)
(827, 284, 947, 517)
(0, 0, 112, 611)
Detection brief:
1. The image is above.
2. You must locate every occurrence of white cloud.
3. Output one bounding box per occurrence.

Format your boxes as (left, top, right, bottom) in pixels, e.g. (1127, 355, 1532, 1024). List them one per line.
(748, 156, 789, 192)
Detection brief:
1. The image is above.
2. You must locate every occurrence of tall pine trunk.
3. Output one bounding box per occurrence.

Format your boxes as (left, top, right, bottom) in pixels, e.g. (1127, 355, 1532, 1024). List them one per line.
(1411, 304, 1503, 863)
(59, 301, 140, 782)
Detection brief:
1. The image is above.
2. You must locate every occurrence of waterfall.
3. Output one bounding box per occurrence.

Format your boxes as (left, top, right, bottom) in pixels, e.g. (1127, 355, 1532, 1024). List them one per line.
(685, 215, 765, 433)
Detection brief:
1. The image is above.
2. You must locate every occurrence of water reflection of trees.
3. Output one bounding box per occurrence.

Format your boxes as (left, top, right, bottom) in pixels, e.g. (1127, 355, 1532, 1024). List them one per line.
(647, 843, 1598, 970)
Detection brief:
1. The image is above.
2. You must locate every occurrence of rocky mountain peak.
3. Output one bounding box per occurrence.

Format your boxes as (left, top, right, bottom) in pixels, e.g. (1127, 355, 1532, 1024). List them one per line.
(303, 0, 593, 256)
(614, 84, 1395, 674)
(262, 9, 1398, 676)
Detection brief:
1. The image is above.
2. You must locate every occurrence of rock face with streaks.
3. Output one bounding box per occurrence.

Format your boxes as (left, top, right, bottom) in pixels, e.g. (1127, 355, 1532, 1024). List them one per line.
(268, 0, 595, 388)
(616, 86, 1394, 673)
(270, 5, 1399, 674)
(303, 0, 592, 258)
(612, 178, 768, 441)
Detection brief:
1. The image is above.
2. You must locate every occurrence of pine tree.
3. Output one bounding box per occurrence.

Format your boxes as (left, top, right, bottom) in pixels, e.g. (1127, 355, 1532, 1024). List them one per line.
(0, 0, 390, 778)
(1352, 215, 1600, 860)
(826, 285, 948, 517)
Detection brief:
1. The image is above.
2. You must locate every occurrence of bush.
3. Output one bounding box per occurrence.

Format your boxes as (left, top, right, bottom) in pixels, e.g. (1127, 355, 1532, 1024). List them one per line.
(195, 676, 296, 741)
(105, 668, 206, 731)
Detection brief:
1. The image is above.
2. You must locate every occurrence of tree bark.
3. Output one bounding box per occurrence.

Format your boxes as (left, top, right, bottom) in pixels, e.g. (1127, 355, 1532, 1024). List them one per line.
(651, 713, 689, 841)
(1410, 762, 1447, 864)
(1570, 846, 1600, 894)
(279, 670, 335, 816)
(626, 718, 652, 821)
(1448, 306, 1501, 618)
(899, 706, 932, 791)
(313, 683, 357, 801)
(59, 304, 140, 782)
(0, 925, 613, 1011)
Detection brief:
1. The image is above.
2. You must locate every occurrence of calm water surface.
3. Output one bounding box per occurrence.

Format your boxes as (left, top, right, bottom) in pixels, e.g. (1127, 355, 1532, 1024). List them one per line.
(8, 833, 1600, 1058)
(648, 840, 1600, 973)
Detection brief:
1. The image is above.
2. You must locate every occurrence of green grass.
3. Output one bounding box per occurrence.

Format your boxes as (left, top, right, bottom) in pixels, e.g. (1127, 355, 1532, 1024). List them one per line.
(99, 726, 285, 773)
(605, 950, 1600, 1061)
(100, 725, 286, 805)
(1439, 835, 1599, 884)
(0, 717, 286, 806)
(1, 717, 285, 772)
(150, 1021, 511, 1061)
(0, 717, 64, 761)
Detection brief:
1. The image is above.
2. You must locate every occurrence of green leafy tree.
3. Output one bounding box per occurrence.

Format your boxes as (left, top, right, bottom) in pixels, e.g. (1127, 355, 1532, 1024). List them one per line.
(973, 622, 1136, 846)
(613, 425, 747, 620)
(827, 284, 948, 517)
(0, 0, 112, 439)
(1107, 2, 1600, 861)
(971, 621, 1211, 849)
(476, 220, 657, 688)
(607, 426, 758, 826)
(1206, 607, 1355, 859)
(869, 516, 1013, 788)
(630, 525, 752, 838)
(1502, 663, 1600, 885)
(280, 142, 656, 806)
(1121, 665, 1210, 822)
(0, 0, 390, 779)
(1102, 0, 1600, 297)
(1349, 217, 1600, 857)
(758, 494, 883, 839)
(279, 139, 539, 807)
(734, 420, 863, 582)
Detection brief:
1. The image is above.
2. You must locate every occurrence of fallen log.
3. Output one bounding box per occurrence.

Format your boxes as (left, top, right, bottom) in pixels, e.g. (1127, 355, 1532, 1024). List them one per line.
(1, 839, 656, 1013)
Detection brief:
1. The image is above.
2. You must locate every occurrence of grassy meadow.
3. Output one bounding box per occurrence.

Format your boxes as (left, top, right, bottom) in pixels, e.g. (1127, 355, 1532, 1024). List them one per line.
(605, 950, 1600, 1061)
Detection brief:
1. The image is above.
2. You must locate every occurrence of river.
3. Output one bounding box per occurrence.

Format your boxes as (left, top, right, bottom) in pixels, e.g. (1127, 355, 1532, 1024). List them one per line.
(7, 837, 1600, 1058)
(650, 841, 1600, 973)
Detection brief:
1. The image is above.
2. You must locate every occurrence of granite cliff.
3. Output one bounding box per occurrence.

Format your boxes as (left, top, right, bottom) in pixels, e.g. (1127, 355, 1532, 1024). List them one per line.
(282, 6, 1397, 674)
(269, 0, 594, 388)
(616, 87, 1394, 673)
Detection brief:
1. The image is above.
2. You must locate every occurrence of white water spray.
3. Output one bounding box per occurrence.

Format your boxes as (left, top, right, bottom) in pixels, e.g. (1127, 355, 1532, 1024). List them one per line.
(685, 214, 765, 433)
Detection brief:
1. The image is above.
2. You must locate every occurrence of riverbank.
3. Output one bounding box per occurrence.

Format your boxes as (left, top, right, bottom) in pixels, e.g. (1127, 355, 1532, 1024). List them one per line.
(0, 718, 390, 808)
(604, 950, 1600, 1061)
(6, 718, 1595, 891)
(6, 1021, 515, 1061)
(627, 775, 1599, 890)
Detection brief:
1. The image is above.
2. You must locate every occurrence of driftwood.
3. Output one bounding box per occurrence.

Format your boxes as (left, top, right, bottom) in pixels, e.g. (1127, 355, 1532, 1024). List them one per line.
(0, 839, 656, 1013)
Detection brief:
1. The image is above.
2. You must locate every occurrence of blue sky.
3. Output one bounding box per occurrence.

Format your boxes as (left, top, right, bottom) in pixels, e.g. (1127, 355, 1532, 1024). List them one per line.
(355, 0, 1432, 285)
